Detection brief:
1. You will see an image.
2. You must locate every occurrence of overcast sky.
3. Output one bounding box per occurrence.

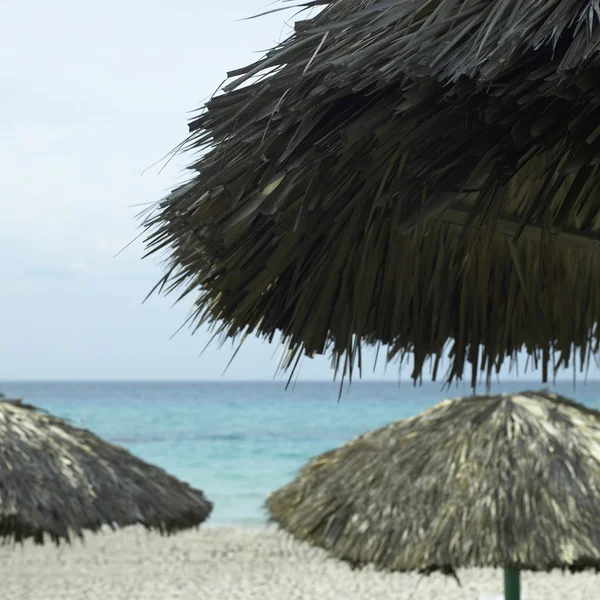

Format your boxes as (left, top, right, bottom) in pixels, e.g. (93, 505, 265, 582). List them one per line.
(0, 0, 587, 382)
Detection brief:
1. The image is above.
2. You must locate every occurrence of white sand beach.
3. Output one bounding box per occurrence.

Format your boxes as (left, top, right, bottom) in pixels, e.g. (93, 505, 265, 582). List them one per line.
(0, 526, 597, 600)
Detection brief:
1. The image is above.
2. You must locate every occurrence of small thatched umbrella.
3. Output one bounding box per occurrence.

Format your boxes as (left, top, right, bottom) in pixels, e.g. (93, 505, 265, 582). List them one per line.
(266, 390, 600, 600)
(141, 0, 600, 386)
(0, 396, 212, 544)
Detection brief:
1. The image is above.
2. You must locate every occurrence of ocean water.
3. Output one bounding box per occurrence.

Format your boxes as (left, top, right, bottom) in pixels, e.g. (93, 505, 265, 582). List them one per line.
(1, 380, 600, 527)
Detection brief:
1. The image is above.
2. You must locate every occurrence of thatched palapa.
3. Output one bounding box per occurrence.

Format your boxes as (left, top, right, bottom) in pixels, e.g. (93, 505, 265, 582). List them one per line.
(266, 391, 600, 579)
(142, 0, 600, 385)
(0, 397, 212, 544)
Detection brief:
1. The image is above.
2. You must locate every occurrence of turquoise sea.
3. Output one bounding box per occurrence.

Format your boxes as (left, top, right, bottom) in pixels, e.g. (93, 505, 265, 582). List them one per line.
(2, 380, 600, 526)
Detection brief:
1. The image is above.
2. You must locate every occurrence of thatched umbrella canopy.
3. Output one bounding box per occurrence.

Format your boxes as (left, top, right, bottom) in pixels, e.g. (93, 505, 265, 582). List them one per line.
(0, 396, 212, 544)
(266, 390, 600, 599)
(141, 0, 600, 386)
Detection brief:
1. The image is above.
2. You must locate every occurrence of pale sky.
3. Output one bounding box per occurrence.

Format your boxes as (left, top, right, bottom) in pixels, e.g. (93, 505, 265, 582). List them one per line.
(0, 0, 589, 381)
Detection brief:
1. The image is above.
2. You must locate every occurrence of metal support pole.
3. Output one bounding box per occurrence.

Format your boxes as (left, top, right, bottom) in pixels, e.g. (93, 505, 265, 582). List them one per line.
(504, 568, 520, 600)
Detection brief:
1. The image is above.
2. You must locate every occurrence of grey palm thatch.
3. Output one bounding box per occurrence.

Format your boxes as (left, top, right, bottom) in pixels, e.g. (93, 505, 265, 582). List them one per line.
(141, 0, 600, 386)
(266, 390, 600, 600)
(0, 396, 212, 544)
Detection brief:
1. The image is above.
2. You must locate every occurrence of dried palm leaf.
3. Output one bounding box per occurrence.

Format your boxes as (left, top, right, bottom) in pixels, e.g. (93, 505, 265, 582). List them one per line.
(267, 390, 600, 597)
(142, 0, 600, 385)
(0, 398, 212, 544)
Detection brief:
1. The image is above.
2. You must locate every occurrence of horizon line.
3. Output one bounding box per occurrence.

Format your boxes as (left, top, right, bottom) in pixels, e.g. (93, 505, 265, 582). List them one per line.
(2, 378, 599, 384)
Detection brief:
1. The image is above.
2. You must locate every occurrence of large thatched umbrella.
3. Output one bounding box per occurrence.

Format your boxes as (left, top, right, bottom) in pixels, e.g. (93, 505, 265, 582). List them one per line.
(142, 0, 600, 386)
(0, 396, 212, 544)
(266, 390, 600, 600)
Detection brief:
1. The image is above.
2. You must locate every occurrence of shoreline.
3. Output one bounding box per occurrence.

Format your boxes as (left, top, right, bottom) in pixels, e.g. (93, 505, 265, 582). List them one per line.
(203, 520, 270, 530)
(1, 526, 598, 599)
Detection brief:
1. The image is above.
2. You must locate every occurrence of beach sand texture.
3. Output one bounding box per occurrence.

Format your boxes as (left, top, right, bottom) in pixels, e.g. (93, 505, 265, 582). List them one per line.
(1, 526, 597, 599)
